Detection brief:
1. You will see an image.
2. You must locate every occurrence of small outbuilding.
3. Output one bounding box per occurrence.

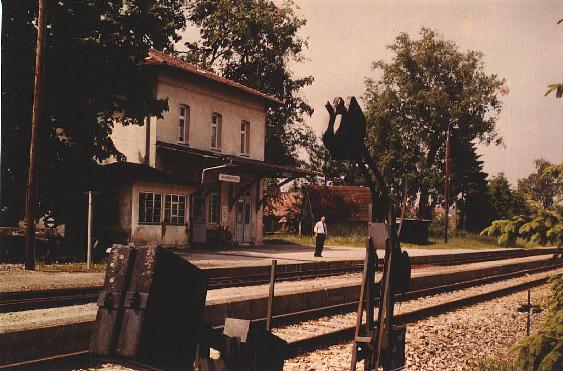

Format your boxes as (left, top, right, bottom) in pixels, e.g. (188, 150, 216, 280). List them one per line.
(299, 185, 372, 235)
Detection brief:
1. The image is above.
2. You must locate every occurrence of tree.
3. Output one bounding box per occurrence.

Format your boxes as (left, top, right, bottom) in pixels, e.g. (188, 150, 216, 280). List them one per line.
(518, 159, 562, 209)
(363, 28, 505, 219)
(1, 1, 186, 243)
(545, 18, 563, 98)
(184, 0, 314, 165)
(487, 173, 530, 220)
(482, 163, 563, 247)
(455, 146, 495, 232)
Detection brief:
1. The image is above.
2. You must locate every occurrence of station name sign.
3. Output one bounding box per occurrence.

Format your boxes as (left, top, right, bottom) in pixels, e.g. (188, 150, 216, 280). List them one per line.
(219, 173, 240, 183)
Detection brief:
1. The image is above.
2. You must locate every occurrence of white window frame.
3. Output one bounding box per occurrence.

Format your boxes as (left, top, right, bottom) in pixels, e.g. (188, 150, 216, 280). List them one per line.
(240, 120, 250, 155)
(164, 194, 186, 225)
(178, 105, 189, 144)
(138, 192, 162, 224)
(211, 112, 222, 150)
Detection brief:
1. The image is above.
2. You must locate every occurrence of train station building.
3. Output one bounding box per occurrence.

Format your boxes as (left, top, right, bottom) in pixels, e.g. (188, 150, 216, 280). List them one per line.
(95, 50, 318, 248)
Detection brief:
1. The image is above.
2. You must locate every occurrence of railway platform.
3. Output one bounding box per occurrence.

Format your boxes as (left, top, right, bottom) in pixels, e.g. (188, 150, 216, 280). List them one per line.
(0, 244, 560, 293)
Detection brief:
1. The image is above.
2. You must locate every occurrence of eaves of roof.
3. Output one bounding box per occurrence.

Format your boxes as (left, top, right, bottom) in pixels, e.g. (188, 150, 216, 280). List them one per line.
(145, 50, 283, 106)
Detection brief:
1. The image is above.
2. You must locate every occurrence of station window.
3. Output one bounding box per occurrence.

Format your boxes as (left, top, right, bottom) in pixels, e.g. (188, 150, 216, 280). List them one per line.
(240, 121, 250, 155)
(179, 105, 190, 144)
(138, 192, 162, 224)
(211, 113, 222, 150)
(164, 194, 186, 225)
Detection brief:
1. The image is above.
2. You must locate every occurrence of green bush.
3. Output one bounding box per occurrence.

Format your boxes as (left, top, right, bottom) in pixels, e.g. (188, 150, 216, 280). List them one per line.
(481, 209, 563, 247)
(513, 274, 563, 370)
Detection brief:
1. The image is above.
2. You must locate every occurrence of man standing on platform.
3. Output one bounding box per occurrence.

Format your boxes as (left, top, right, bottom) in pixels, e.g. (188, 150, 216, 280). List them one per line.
(314, 216, 328, 257)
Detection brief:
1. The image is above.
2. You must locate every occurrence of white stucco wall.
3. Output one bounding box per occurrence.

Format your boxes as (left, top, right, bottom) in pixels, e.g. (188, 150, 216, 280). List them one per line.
(155, 70, 267, 161)
(102, 116, 157, 166)
(130, 181, 197, 247)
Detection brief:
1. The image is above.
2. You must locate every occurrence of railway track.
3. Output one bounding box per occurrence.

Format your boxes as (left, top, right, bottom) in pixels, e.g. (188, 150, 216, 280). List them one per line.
(1, 262, 560, 369)
(1, 248, 559, 313)
(3, 266, 560, 370)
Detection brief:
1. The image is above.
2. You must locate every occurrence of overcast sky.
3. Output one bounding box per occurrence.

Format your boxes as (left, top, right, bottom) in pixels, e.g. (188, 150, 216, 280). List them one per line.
(286, 0, 562, 184)
(178, 1, 563, 184)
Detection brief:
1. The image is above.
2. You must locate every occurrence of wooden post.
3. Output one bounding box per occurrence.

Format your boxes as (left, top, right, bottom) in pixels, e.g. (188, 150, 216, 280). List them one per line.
(266, 259, 277, 331)
(24, 0, 48, 270)
(87, 191, 93, 270)
(351, 237, 377, 371)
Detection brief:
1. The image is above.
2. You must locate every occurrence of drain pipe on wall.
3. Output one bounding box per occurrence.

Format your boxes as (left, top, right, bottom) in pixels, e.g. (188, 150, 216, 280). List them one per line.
(201, 162, 233, 184)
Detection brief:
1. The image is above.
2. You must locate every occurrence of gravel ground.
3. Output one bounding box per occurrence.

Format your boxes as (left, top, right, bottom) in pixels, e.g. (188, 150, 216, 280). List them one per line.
(273, 268, 561, 343)
(84, 272, 557, 371)
(283, 277, 557, 370)
(0, 270, 104, 293)
(1, 259, 559, 333)
(0, 303, 98, 333)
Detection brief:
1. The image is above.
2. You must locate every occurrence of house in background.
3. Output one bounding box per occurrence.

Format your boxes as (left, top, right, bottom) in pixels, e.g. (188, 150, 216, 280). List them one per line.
(95, 50, 318, 248)
(296, 185, 431, 243)
(263, 192, 302, 234)
(297, 185, 372, 236)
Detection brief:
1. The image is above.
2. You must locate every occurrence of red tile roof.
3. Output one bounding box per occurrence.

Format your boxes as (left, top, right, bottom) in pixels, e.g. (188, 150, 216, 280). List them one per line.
(265, 192, 302, 217)
(305, 185, 372, 222)
(145, 50, 282, 106)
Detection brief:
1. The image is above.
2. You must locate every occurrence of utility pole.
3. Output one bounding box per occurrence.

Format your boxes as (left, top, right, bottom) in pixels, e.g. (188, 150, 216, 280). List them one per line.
(24, 0, 48, 270)
(444, 118, 457, 244)
(87, 191, 93, 270)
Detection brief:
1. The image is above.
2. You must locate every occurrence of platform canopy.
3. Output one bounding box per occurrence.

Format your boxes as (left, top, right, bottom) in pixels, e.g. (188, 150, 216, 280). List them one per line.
(156, 141, 322, 183)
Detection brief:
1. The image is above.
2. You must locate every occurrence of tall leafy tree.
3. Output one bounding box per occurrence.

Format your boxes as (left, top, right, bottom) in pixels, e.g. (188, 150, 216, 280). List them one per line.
(184, 0, 314, 165)
(517, 159, 562, 209)
(487, 173, 530, 220)
(1, 1, 186, 232)
(363, 28, 505, 219)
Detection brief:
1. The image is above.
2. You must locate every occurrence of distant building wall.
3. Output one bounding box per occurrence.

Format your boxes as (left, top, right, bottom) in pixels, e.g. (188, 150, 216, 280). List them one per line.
(155, 70, 266, 161)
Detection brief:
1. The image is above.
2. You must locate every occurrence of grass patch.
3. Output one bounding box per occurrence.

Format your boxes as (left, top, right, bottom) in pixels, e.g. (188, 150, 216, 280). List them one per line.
(264, 233, 522, 250)
(474, 357, 518, 371)
(35, 262, 106, 273)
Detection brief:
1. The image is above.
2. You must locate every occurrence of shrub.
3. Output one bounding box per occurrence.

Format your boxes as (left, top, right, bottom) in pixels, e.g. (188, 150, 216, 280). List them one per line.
(513, 274, 563, 370)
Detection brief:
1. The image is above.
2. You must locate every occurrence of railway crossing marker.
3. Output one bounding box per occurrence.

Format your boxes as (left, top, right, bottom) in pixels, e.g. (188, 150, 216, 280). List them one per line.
(322, 97, 411, 371)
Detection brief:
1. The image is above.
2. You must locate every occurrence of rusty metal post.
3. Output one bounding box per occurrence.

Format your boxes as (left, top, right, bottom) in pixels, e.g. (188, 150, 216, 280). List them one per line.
(266, 259, 277, 331)
(526, 289, 531, 336)
(24, 0, 48, 270)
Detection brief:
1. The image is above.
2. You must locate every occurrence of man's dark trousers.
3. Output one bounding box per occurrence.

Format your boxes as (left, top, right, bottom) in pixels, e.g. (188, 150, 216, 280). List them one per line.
(315, 233, 326, 256)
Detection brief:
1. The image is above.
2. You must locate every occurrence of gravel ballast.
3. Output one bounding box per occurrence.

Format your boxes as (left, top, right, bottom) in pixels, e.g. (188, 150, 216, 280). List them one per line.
(283, 279, 556, 370)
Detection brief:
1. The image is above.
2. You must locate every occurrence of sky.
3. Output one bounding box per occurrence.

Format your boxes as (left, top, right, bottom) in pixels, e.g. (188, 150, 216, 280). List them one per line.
(284, 0, 562, 184)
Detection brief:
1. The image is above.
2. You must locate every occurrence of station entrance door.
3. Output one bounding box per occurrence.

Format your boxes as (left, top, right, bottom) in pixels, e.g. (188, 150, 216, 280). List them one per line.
(235, 186, 251, 243)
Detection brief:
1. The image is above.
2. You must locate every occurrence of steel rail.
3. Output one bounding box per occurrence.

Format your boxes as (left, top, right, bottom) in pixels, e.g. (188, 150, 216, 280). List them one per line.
(3, 267, 559, 370)
(1, 250, 560, 313)
(242, 262, 563, 329)
(285, 273, 559, 356)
